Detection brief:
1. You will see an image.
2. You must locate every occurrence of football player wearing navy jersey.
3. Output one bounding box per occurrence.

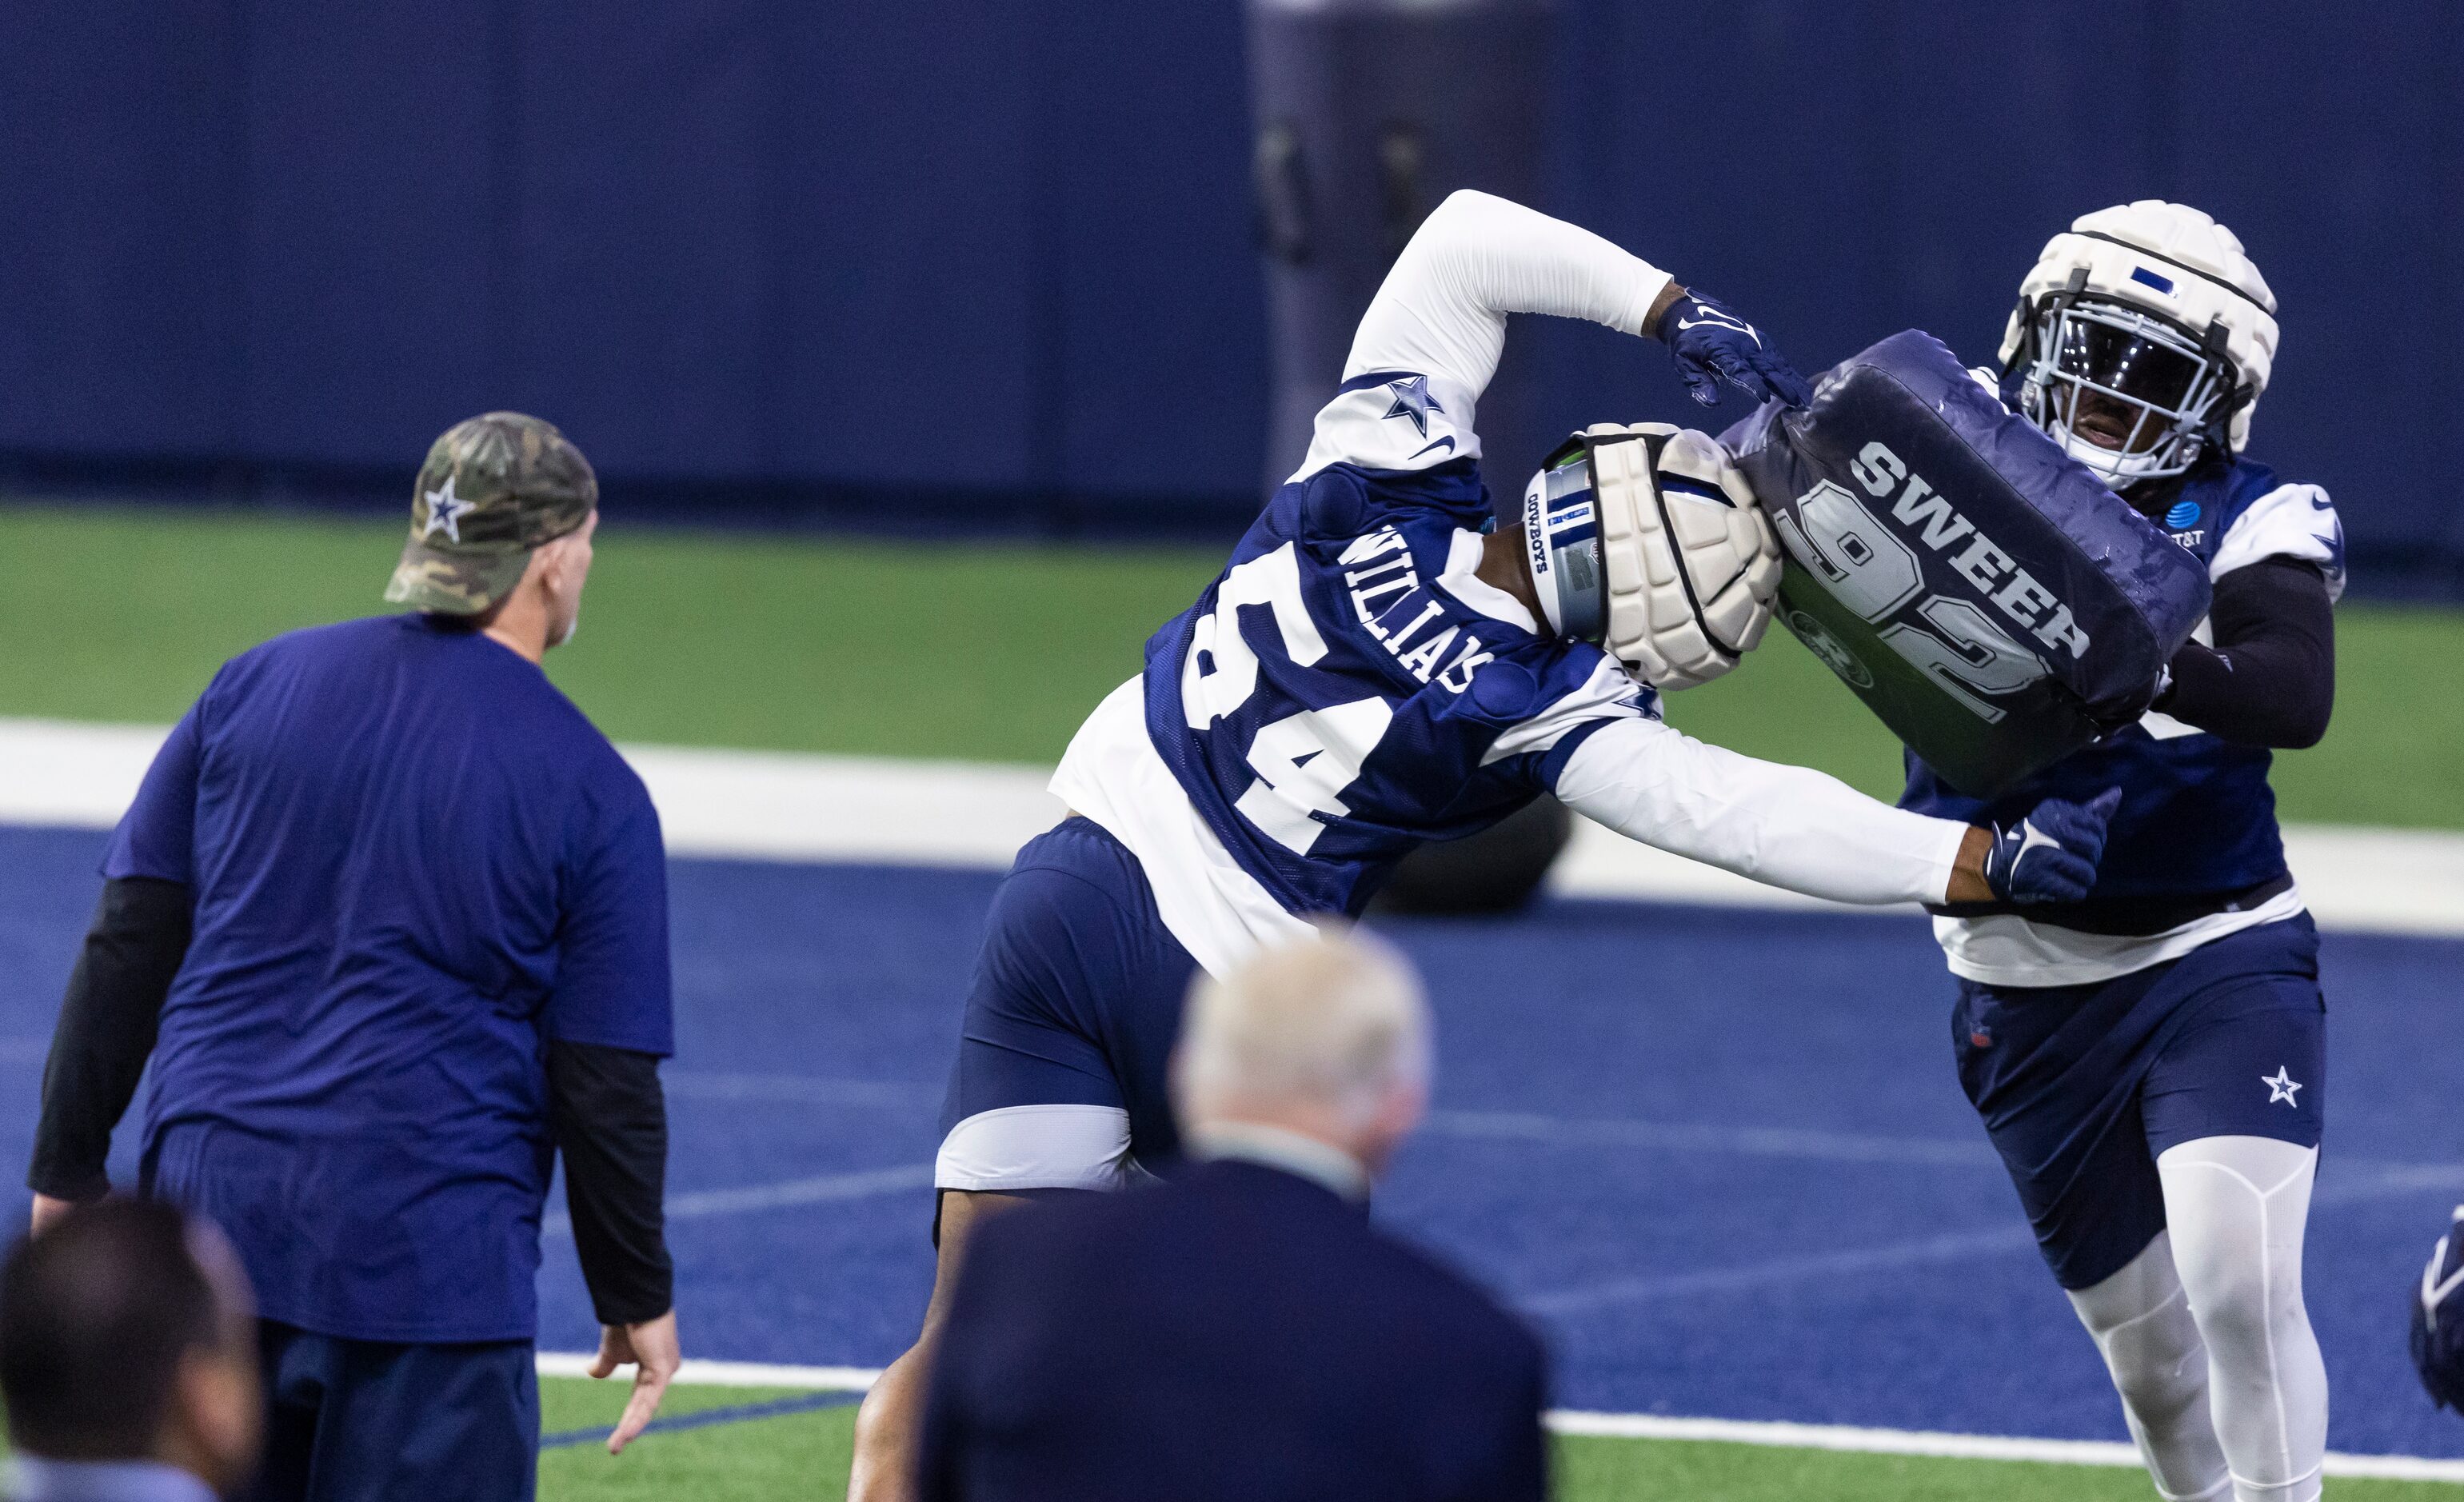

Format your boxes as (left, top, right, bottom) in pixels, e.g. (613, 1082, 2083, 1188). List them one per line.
(1904, 204, 2342, 1502)
(846, 191, 2122, 1500)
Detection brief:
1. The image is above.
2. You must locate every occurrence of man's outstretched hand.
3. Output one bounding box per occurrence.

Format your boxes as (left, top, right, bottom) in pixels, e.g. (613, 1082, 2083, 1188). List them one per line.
(1983, 789, 2123, 905)
(1655, 289, 1815, 409)
(593, 1309, 683, 1456)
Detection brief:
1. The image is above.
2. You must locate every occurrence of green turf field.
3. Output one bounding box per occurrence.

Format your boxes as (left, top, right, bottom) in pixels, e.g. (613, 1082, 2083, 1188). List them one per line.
(7, 502, 2461, 1496)
(7, 1376, 2455, 1498)
(2, 503, 2458, 829)
(532, 1377, 2460, 1501)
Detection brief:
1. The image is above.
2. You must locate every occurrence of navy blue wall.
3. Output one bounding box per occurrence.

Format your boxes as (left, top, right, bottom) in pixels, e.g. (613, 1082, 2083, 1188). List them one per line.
(2, 2, 2455, 576)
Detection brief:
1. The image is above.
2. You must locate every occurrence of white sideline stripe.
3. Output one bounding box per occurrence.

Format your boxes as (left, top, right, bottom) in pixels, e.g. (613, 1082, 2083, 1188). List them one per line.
(534, 1352, 880, 1391)
(1543, 1412, 2464, 1481)
(0, 717, 1064, 871)
(521, 1354, 2464, 1480)
(2, 716, 2460, 936)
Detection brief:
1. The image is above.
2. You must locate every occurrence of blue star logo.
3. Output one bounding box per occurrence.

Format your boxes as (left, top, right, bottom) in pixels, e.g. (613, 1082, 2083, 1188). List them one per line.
(421, 476, 473, 543)
(1382, 375, 1444, 437)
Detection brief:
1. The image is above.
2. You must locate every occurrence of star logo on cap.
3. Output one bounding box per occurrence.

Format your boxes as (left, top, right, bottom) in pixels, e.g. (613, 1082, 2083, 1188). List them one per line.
(2262, 1065, 2302, 1106)
(421, 477, 473, 543)
(1383, 375, 1444, 437)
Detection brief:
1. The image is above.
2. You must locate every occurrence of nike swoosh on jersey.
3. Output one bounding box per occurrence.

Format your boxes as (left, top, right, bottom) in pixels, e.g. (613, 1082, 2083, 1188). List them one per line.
(1409, 436, 1456, 460)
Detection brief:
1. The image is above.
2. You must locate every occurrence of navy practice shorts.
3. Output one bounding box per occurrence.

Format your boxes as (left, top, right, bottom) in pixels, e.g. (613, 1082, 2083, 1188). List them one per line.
(1953, 914, 2325, 1291)
(936, 817, 1202, 1194)
(242, 1321, 537, 1502)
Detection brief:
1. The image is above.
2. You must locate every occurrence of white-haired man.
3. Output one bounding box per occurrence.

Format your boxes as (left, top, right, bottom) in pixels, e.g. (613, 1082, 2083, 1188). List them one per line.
(1902, 202, 2343, 1502)
(916, 928, 1545, 1502)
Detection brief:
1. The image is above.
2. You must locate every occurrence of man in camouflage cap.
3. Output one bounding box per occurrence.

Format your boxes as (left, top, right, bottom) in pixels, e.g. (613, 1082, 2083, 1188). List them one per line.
(385, 410, 599, 621)
(27, 411, 681, 1500)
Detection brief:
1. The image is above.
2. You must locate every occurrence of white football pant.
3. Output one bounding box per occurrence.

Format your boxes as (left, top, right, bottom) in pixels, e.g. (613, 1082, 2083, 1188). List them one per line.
(2068, 1134, 2325, 1502)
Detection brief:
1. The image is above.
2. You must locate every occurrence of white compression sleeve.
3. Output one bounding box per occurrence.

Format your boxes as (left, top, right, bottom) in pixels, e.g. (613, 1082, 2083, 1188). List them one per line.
(2159, 1136, 2328, 1502)
(2069, 1232, 2231, 1500)
(1343, 190, 1673, 401)
(1551, 717, 1971, 906)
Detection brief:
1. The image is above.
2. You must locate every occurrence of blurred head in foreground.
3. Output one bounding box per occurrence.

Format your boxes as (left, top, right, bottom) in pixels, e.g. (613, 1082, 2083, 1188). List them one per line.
(1172, 925, 1433, 1181)
(385, 410, 600, 649)
(1, 1199, 263, 1497)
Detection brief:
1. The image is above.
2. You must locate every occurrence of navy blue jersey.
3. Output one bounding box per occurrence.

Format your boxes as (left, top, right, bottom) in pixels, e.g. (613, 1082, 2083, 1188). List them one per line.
(1140, 451, 1652, 919)
(1903, 455, 2344, 924)
(110, 614, 673, 1343)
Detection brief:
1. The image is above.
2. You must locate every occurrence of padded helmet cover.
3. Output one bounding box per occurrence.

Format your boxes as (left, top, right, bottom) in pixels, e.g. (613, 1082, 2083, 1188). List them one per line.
(1522, 423, 1783, 690)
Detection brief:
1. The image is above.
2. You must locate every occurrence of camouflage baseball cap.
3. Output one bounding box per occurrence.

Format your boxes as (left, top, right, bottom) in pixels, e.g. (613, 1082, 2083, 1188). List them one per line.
(384, 412, 597, 615)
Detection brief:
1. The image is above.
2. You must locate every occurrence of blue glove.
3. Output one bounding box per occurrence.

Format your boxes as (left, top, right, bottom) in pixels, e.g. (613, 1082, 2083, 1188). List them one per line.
(1655, 290, 1816, 409)
(1983, 788, 2120, 905)
(2414, 1208, 2464, 1411)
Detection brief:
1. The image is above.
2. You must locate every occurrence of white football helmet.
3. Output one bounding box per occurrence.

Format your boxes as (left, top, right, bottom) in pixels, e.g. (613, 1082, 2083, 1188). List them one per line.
(1520, 423, 1782, 690)
(1999, 201, 2278, 489)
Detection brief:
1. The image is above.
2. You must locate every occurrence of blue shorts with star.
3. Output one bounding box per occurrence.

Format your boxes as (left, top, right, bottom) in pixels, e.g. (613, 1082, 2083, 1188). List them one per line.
(936, 817, 1202, 1191)
(1952, 914, 2324, 1290)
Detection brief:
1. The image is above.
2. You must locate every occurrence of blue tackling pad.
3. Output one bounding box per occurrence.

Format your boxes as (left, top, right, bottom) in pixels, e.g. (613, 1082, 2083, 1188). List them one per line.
(1724, 332, 2211, 797)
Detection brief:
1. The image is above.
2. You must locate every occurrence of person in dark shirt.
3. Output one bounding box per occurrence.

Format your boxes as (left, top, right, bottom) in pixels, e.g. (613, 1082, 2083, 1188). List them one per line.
(2, 1199, 263, 1501)
(25, 413, 680, 1501)
(1899, 205, 2340, 1502)
(917, 928, 1547, 1502)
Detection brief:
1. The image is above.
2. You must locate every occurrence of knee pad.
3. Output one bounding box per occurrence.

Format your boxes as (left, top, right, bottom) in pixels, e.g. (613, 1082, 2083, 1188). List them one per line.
(2072, 1233, 2207, 1420)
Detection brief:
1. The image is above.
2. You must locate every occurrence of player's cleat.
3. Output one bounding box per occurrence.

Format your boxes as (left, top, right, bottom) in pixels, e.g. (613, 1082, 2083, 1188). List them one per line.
(1983, 787, 2120, 904)
(1657, 290, 1815, 409)
(2412, 1207, 2464, 1412)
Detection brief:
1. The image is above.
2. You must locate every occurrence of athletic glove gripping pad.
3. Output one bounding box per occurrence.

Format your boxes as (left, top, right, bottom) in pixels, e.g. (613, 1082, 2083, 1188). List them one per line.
(1722, 331, 2210, 797)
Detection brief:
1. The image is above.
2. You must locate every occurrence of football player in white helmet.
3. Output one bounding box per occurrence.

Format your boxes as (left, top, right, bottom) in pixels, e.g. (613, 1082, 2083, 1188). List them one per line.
(2000, 202, 2278, 496)
(848, 190, 2123, 1500)
(1904, 202, 2345, 1502)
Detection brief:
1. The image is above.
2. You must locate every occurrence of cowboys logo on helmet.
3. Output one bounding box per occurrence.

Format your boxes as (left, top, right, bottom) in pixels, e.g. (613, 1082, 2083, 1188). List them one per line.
(1999, 201, 2278, 495)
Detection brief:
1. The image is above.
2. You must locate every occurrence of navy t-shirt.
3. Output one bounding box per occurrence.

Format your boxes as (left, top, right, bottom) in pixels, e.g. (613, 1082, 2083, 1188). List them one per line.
(107, 614, 672, 1344)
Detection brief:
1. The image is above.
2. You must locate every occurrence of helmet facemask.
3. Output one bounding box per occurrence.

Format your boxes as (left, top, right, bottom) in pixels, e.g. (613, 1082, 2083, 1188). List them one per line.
(2014, 278, 2242, 490)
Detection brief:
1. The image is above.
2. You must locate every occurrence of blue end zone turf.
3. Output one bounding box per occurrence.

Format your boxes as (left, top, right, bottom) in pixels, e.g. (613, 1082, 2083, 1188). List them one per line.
(4, 825, 2459, 1458)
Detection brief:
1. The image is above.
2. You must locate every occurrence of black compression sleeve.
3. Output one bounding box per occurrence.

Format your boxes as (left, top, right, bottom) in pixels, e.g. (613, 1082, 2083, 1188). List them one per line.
(547, 1041, 673, 1326)
(2152, 557, 2336, 749)
(27, 878, 194, 1201)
